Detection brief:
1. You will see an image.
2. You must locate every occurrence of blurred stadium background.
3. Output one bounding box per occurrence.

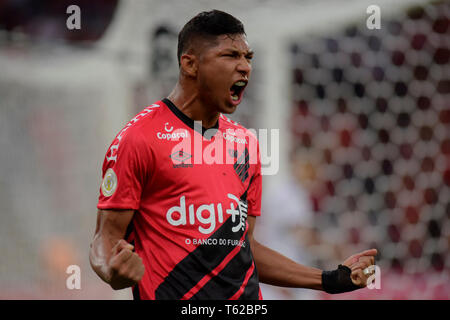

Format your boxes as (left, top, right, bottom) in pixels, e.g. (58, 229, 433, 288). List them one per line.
(0, 0, 448, 299)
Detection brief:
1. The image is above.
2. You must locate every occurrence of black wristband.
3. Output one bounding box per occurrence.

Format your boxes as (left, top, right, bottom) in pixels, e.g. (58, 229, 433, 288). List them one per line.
(321, 264, 360, 294)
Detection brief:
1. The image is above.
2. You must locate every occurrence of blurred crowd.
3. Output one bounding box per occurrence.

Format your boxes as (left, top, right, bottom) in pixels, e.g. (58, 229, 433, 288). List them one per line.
(259, 1, 449, 299)
(0, 0, 118, 44)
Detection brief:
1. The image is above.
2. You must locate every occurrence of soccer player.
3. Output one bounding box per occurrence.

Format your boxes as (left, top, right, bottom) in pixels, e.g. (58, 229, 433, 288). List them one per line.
(89, 10, 377, 300)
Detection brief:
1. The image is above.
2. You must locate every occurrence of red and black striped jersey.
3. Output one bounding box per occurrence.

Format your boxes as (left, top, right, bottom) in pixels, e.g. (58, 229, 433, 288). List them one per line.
(97, 98, 262, 300)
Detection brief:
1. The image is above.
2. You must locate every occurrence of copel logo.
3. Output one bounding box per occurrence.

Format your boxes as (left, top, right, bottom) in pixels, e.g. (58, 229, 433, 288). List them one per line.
(157, 122, 189, 141)
(166, 194, 248, 235)
(223, 129, 247, 145)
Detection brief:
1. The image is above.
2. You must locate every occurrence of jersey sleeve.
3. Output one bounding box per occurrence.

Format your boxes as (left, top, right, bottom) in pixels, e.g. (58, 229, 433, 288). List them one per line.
(97, 129, 152, 210)
(246, 139, 262, 217)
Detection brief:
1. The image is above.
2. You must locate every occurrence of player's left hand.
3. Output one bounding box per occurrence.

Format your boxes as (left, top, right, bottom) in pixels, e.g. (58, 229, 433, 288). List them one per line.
(342, 249, 377, 287)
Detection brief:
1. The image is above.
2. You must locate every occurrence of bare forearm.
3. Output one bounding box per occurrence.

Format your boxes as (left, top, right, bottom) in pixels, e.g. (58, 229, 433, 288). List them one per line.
(90, 210, 144, 290)
(89, 235, 114, 283)
(90, 209, 135, 284)
(250, 239, 323, 290)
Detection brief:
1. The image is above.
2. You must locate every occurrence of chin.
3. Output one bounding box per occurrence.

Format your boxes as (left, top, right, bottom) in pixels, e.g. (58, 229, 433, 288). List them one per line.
(221, 99, 240, 114)
(221, 104, 237, 114)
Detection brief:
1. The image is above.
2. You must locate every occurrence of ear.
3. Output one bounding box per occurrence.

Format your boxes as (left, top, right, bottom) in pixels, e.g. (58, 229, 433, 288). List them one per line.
(180, 53, 198, 77)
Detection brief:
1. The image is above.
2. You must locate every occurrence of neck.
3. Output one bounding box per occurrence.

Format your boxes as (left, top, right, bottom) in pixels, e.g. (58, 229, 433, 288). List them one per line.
(167, 81, 220, 129)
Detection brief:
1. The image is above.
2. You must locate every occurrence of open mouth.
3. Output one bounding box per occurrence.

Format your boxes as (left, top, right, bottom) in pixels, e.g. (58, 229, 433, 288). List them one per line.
(230, 80, 247, 104)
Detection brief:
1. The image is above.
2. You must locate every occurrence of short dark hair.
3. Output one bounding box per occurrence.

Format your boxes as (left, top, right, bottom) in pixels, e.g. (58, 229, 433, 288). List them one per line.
(177, 10, 246, 65)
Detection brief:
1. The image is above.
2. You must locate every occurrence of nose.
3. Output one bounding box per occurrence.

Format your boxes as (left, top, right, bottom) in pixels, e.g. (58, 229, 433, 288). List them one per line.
(236, 57, 251, 78)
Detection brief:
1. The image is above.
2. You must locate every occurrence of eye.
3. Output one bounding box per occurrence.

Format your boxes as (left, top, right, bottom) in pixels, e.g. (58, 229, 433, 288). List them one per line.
(222, 52, 238, 58)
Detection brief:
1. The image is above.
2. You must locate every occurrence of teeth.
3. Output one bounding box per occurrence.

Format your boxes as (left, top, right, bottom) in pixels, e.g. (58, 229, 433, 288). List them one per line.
(234, 81, 246, 87)
(231, 94, 239, 101)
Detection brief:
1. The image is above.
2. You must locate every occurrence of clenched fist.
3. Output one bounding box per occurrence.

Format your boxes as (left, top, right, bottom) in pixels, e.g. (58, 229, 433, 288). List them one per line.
(108, 239, 145, 290)
(342, 249, 377, 287)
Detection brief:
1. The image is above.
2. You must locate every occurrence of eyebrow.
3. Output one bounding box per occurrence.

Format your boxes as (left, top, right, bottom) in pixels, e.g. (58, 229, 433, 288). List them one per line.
(221, 48, 254, 56)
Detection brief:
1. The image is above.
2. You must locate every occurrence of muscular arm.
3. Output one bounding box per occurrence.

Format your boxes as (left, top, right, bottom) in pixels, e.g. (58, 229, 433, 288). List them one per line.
(247, 216, 323, 290)
(89, 209, 144, 290)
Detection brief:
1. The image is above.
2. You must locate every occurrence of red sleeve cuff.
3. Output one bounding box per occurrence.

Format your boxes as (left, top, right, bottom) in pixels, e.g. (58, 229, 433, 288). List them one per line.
(97, 201, 139, 211)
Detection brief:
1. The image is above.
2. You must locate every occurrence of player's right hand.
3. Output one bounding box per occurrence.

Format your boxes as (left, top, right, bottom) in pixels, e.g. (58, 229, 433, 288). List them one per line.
(108, 239, 145, 290)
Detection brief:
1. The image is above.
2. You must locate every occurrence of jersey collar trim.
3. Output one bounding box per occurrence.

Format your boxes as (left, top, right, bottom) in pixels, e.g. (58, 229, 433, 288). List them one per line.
(162, 98, 219, 139)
